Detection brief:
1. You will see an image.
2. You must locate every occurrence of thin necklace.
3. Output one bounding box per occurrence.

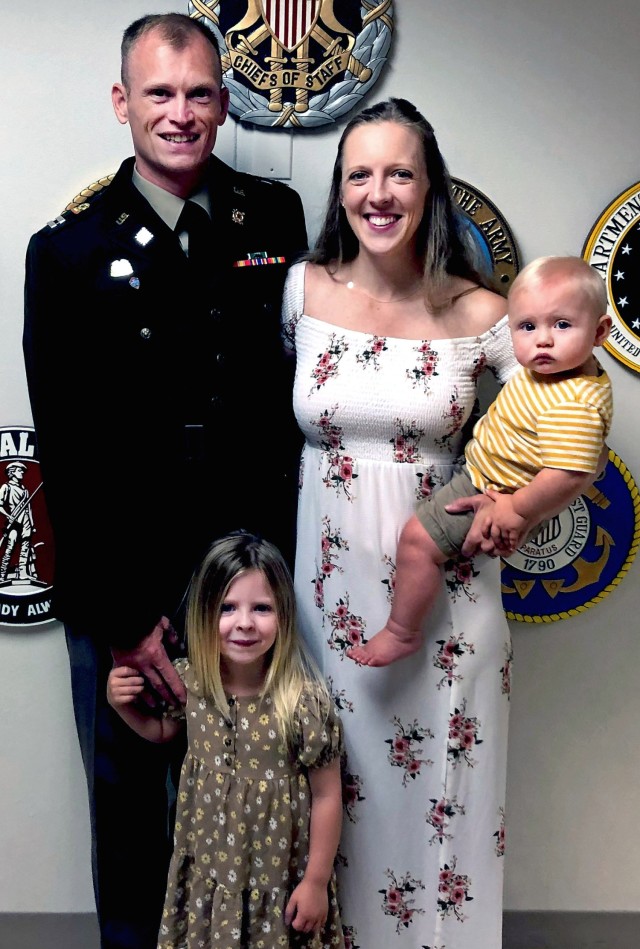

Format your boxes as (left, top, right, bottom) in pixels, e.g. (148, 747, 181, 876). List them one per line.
(345, 278, 424, 304)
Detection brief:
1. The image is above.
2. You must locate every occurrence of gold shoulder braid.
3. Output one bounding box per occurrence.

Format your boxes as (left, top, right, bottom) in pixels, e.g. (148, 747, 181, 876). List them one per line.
(64, 174, 115, 215)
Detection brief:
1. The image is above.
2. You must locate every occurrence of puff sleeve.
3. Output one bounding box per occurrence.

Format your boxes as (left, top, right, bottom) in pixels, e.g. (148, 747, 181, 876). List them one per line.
(295, 691, 344, 770)
(481, 313, 519, 385)
(281, 260, 306, 354)
(163, 657, 189, 722)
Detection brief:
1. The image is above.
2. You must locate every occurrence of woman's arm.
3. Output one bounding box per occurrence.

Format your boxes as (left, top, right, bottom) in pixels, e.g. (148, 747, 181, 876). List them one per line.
(284, 756, 342, 933)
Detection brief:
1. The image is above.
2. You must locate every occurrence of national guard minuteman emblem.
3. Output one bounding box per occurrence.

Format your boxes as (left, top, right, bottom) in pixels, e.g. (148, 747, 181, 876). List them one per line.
(0, 427, 55, 627)
(188, 0, 394, 128)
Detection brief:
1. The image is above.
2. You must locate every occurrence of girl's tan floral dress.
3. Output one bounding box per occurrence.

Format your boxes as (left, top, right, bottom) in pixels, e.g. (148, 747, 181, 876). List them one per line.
(158, 658, 345, 949)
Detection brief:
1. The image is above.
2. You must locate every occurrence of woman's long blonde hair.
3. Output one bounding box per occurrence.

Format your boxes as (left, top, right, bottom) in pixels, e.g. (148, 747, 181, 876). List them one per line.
(186, 531, 329, 748)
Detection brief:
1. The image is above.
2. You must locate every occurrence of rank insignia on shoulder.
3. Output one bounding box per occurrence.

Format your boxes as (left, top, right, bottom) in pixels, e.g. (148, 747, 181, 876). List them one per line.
(233, 252, 285, 268)
(232, 209, 245, 225)
(46, 215, 66, 230)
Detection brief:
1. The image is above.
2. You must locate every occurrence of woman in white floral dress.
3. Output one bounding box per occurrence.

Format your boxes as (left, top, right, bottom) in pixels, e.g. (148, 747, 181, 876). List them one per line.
(282, 99, 518, 949)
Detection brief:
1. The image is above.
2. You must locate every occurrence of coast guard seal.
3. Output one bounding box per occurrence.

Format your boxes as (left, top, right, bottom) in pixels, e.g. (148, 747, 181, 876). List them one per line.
(0, 428, 55, 627)
(501, 450, 640, 623)
(188, 0, 394, 128)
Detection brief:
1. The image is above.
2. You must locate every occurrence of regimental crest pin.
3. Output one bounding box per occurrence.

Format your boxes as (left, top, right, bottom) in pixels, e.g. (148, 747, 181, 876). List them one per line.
(0, 428, 55, 628)
(188, 1, 394, 129)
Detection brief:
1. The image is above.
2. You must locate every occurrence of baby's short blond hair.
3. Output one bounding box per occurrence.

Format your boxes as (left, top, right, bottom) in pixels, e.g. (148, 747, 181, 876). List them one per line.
(509, 256, 607, 318)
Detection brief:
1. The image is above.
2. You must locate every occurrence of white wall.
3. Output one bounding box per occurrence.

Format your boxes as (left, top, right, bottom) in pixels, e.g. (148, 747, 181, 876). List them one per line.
(1, 0, 639, 914)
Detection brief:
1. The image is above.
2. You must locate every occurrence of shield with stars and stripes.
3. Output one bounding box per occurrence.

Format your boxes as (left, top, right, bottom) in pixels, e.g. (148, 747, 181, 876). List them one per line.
(262, 0, 320, 51)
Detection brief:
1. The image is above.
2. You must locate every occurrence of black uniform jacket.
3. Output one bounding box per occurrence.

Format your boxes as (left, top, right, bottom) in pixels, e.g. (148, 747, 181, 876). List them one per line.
(23, 156, 307, 647)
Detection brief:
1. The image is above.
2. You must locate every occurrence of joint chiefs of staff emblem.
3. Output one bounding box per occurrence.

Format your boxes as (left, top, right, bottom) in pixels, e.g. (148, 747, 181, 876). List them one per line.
(583, 181, 640, 374)
(188, 0, 394, 128)
(500, 450, 640, 624)
(0, 428, 55, 628)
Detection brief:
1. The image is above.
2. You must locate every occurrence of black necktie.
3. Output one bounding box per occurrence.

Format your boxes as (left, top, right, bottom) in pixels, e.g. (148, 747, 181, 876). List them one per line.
(176, 200, 212, 276)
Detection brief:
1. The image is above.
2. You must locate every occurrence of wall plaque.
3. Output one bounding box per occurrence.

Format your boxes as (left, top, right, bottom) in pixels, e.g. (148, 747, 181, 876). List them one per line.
(189, 0, 394, 128)
(501, 451, 639, 623)
(583, 182, 640, 373)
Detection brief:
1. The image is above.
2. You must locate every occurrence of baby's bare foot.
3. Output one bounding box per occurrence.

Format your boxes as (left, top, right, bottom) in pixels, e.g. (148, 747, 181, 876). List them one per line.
(347, 627, 422, 667)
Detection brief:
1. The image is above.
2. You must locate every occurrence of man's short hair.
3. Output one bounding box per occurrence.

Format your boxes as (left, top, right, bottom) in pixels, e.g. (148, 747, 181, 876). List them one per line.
(121, 13, 221, 89)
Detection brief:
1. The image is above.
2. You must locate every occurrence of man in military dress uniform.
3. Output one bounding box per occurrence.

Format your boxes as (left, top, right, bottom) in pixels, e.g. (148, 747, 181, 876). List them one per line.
(23, 14, 306, 949)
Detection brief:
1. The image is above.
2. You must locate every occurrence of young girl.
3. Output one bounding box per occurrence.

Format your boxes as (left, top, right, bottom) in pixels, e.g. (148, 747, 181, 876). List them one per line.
(107, 531, 345, 949)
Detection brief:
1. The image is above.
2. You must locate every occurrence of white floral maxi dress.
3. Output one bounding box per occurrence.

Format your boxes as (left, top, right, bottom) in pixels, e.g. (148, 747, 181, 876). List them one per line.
(282, 262, 519, 949)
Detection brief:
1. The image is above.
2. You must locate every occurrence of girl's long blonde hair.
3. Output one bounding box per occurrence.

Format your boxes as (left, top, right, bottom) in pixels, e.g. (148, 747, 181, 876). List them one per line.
(186, 531, 330, 748)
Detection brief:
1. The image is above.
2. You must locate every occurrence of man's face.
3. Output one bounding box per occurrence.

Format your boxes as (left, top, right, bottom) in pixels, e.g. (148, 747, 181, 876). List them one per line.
(112, 29, 229, 197)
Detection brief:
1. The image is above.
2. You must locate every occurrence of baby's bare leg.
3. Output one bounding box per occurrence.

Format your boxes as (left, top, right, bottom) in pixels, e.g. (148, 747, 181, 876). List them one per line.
(348, 516, 448, 667)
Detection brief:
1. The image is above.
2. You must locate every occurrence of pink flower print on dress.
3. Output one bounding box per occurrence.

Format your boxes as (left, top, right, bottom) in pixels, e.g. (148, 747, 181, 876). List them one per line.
(425, 796, 466, 845)
(320, 516, 349, 576)
(342, 924, 360, 949)
(385, 716, 434, 786)
(342, 770, 365, 824)
(380, 553, 395, 604)
(390, 419, 425, 464)
(322, 453, 358, 500)
(281, 311, 300, 350)
(494, 807, 506, 857)
(407, 340, 440, 391)
(379, 868, 426, 933)
(471, 350, 487, 384)
(414, 464, 442, 502)
(313, 573, 325, 610)
(313, 517, 349, 611)
(433, 632, 476, 690)
(356, 335, 388, 370)
(326, 677, 354, 715)
(447, 700, 483, 768)
(312, 405, 345, 452)
(436, 856, 473, 922)
(444, 557, 479, 603)
(327, 595, 367, 657)
(500, 643, 513, 698)
(310, 334, 348, 392)
(434, 386, 466, 452)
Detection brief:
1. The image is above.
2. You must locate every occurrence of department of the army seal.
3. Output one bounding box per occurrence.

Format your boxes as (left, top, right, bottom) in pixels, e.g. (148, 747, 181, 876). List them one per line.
(583, 182, 640, 373)
(500, 450, 640, 623)
(0, 427, 55, 628)
(188, 0, 394, 128)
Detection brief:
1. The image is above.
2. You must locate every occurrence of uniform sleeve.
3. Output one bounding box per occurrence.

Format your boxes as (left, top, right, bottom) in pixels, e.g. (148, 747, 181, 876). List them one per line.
(482, 314, 519, 384)
(281, 260, 307, 354)
(23, 228, 167, 646)
(295, 690, 344, 770)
